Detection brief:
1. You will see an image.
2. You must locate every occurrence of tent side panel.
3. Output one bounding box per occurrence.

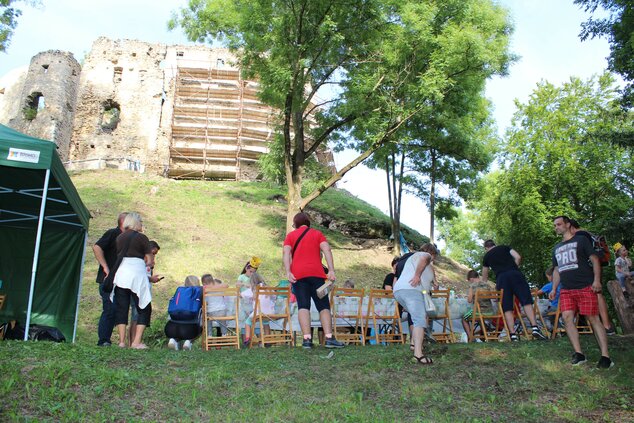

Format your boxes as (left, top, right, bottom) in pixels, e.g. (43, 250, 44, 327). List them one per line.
(0, 227, 84, 341)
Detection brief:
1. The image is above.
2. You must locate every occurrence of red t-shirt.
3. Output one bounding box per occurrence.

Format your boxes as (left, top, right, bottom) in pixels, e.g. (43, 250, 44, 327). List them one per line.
(283, 226, 328, 280)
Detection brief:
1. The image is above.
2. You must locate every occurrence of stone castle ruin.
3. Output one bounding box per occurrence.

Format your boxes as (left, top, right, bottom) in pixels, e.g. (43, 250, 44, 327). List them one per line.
(0, 37, 334, 180)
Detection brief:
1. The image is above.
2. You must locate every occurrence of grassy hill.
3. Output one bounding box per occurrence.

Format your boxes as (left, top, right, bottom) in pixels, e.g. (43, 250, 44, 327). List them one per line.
(71, 169, 468, 345)
(2, 169, 632, 421)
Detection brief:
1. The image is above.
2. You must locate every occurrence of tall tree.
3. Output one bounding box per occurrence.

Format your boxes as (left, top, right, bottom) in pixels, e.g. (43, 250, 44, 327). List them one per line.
(471, 73, 634, 282)
(0, 1, 38, 52)
(171, 0, 514, 232)
(575, 0, 634, 108)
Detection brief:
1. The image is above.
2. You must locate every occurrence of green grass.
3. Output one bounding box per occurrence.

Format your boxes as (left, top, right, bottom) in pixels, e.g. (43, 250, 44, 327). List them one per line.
(1, 336, 632, 421)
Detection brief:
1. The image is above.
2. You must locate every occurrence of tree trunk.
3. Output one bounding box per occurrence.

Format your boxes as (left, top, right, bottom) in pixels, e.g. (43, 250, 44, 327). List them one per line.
(385, 156, 401, 256)
(607, 280, 634, 334)
(429, 150, 437, 243)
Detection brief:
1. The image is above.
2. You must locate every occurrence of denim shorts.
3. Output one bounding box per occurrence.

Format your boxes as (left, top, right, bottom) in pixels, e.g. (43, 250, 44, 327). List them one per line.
(394, 289, 427, 328)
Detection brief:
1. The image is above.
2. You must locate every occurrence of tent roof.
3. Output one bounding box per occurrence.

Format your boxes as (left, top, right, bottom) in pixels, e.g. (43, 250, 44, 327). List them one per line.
(0, 124, 90, 230)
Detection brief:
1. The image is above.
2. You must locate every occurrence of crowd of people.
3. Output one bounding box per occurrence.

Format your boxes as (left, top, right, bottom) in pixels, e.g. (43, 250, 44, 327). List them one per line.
(92, 212, 616, 369)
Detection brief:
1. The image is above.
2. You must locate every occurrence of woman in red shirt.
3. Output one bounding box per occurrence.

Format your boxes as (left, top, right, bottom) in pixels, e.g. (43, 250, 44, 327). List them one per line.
(282, 212, 344, 349)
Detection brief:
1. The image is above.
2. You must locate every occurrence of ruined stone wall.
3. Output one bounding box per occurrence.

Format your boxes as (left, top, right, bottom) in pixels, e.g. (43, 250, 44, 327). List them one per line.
(7, 51, 80, 160)
(69, 38, 168, 172)
(1, 37, 335, 181)
(0, 67, 28, 125)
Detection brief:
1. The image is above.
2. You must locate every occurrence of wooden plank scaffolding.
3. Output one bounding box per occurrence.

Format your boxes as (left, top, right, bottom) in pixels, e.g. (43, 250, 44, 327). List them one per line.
(169, 66, 276, 180)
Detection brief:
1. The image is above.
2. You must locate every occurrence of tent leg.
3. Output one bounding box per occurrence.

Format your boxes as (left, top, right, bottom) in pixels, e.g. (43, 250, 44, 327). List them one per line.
(72, 231, 88, 343)
(24, 169, 50, 341)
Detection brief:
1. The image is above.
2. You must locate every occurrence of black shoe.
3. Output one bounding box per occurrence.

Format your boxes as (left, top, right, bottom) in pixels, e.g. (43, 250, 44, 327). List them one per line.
(302, 339, 314, 349)
(510, 333, 520, 342)
(325, 337, 345, 348)
(605, 327, 616, 336)
(531, 327, 547, 340)
(97, 341, 112, 347)
(571, 352, 586, 365)
(597, 356, 614, 369)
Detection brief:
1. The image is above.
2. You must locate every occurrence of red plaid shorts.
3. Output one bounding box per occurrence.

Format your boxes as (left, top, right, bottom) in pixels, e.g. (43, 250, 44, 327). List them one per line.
(559, 285, 599, 315)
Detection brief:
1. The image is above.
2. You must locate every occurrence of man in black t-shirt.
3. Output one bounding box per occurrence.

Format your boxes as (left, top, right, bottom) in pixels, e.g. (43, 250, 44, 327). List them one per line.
(481, 240, 546, 341)
(92, 212, 127, 347)
(569, 219, 616, 335)
(551, 216, 612, 368)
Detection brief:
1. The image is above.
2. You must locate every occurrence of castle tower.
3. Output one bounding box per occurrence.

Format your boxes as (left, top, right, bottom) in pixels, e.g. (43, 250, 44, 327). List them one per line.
(8, 50, 81, 161)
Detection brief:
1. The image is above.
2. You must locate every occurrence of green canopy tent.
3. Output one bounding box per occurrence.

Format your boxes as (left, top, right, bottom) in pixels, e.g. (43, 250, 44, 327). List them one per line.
(0, 124, 90, 342)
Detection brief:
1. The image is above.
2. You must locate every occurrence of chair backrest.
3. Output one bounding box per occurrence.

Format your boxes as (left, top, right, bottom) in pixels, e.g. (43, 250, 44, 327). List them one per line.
(202, 286, 241, 350)
(473, 289, 499, 316)
(428, 289, 454, 343)
(366, 289, 404, 344)
(251, 285, 293, 347)
(330, 287, 365, 317)
(471, 289, 510, 342)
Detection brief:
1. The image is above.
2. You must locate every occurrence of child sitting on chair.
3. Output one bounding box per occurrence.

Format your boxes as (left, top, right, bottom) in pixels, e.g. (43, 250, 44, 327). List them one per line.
(202, 274, 228, 337)
(242, 273, 274, 347)
(461, 270, 496, 340)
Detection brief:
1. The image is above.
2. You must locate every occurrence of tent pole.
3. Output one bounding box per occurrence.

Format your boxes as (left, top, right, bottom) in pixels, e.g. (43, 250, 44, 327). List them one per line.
(72, 231, 88, 343)
(24, 169, 50, 341)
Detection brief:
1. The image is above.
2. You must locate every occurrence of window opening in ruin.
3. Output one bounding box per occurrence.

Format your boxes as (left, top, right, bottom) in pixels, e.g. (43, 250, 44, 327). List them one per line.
(216, 58, 225, 68)
(176, 51, 184, 57)
(42, 64, 49, 73)
(114, 66, 123, 83)
(23, 92, 43, 120)
(100, 100, 121, 131)
(72, 70, 77, 76)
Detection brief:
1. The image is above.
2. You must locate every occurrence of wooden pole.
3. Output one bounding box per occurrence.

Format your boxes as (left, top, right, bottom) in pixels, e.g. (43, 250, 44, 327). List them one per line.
(606, 280, 634, 335)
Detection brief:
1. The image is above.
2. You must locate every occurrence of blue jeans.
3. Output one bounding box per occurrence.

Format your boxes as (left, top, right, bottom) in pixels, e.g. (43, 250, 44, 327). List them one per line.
(97, 282, 116, 345)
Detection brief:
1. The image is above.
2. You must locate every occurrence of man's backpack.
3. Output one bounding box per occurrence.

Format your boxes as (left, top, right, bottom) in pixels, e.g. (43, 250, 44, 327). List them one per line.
(591, 234, 611, 267)
(394, 252, 416, 279)
(577, 230, 611, 267)
(168, 286, 203, 321)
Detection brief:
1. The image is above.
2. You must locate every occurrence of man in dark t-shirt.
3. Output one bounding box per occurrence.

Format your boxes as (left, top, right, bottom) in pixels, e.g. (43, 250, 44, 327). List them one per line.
(481, 240, 546, 341)
(569, 219, 615, 335)
(551, 216, 612, 368)
(92, 212, 127, 346)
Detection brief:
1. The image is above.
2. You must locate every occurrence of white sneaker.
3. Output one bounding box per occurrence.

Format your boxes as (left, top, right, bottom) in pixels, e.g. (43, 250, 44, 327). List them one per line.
(183, 340, 192, 351)
(168, 338, 179, 351)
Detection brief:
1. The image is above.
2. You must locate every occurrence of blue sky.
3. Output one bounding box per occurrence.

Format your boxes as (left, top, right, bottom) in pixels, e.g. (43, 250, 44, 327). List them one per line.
(0, 0, 615, 238)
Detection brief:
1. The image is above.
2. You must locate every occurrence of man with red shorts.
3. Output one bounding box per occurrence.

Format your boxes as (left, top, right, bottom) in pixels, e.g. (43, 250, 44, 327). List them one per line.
(551, 216, 613, 368)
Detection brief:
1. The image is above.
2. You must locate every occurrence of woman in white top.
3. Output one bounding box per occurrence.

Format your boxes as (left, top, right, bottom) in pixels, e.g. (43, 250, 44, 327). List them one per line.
(392, 243, 437, 364)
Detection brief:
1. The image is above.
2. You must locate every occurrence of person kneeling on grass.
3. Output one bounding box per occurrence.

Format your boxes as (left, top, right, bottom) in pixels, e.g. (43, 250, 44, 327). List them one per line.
(165, 275, 203, 351)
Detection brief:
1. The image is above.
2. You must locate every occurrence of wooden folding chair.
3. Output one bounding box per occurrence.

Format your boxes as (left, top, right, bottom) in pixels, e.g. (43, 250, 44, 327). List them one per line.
(549, 302, 593, 339)
(512, 298, 530, 338)
(202, 286, 240, 350)
(428, 289, 455, 343)
(470, 289, 511, 342)
(249, 285, 294, 348)
(365, 289, 404, 345)
(330, 287, 365, 345)
(530, 289, 550, 338)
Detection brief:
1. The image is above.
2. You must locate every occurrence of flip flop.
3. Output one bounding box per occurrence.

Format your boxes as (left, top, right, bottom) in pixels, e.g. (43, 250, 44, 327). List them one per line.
(131, 343, 148, 350)
(410, 344, 415, 351)
(118, 342, 126, 348)
(411, 355, 433, 365)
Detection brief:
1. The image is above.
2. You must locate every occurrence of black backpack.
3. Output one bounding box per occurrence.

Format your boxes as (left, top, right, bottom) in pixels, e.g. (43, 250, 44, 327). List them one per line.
(394, 252, 416, 279)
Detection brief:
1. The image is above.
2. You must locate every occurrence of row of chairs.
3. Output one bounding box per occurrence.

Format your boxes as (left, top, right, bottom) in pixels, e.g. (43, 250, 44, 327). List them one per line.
(200, 286, 408, 350)
(469, 289, 592, 342)
(199, 286, 592, 350)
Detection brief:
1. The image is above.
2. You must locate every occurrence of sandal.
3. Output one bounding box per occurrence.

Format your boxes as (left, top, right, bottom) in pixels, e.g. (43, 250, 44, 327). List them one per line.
(410, 343, 415, 351)
(411, 355, 433, 365)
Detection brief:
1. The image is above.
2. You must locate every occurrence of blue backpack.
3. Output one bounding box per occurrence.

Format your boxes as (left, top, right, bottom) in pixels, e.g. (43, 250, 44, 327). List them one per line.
(168, 286, 203, 321)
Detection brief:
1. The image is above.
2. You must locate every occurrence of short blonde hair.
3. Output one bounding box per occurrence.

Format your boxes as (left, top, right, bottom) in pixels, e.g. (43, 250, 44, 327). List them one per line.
(184, 275, 200, 287)
(123, 212, 143, 231)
